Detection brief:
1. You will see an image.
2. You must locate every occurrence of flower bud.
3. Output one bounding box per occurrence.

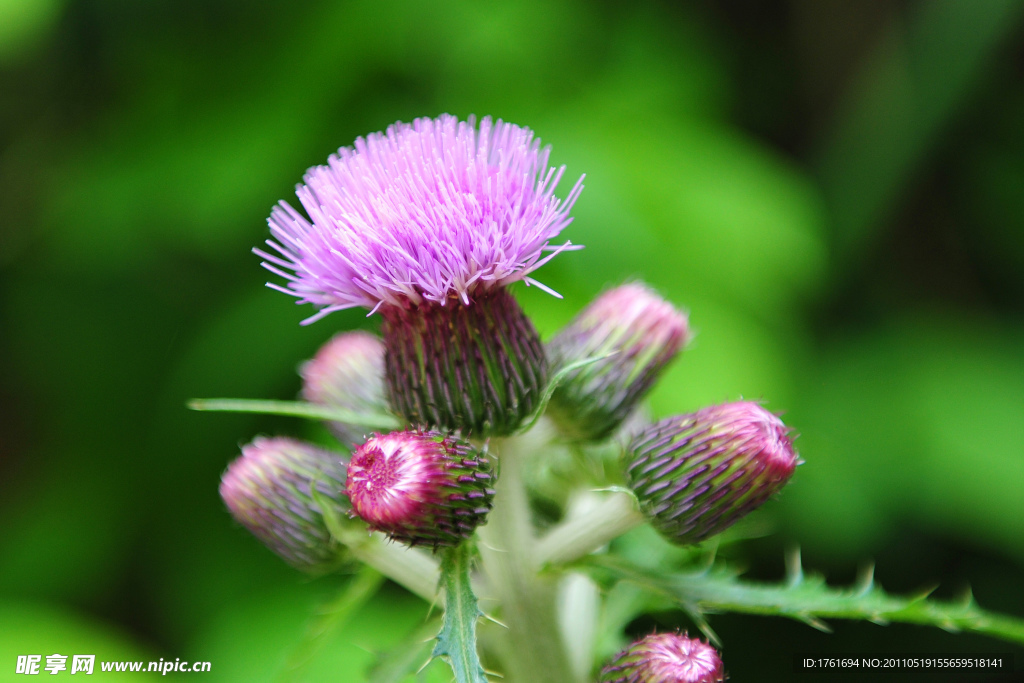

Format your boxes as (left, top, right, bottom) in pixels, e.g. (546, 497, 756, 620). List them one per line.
(624, 401, 798, 546)
(548, 283, 690, 442)
(346, 429, 495, 548)
(300, 330, 389, 447)
(381, 288, 546, 436)
(600, 632, 725, 683)
(220, 437, 348, 573)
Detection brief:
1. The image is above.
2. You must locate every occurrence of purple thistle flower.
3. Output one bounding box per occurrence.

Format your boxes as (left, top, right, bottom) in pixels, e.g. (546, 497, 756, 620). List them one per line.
(256, 114, 584, 323)
(600, 632, 725, 683)
(625, 401, 799, 546)
(345, 429, 495, 548)
(300, 330, 390, 448)
(220, 437, 348, 573)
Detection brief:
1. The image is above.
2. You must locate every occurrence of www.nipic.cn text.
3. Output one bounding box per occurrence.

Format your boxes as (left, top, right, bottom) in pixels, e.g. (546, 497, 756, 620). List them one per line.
(16, 655, 211, 675)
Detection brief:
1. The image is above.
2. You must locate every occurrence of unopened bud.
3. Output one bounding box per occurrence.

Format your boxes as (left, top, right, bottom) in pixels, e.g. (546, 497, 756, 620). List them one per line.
(382, 288, 546, 436)
(548, 283, 690, 441)
(220, 437, 348, 573)
(301, 330, 389, 447)
(625, 401, 799, 546)
(346, 430, 495, 548)
(600, 632, 725, 683)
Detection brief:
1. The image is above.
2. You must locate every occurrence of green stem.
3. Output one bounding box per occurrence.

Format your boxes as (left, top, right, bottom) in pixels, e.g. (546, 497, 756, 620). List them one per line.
(535, 492, 644, 567)
(434, 542, 488, 683)
(478, 437, 578, 683)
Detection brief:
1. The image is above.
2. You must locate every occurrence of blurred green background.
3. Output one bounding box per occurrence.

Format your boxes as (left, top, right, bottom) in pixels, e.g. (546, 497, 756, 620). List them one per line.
(2, 0, 1023, 680)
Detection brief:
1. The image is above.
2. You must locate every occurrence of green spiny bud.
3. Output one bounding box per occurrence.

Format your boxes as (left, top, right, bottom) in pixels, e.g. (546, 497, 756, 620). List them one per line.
(345, 429, 495, 548)
(220, 437, 348, 573)
(548, 283, 690, 441)
(625, 401, 799, 546)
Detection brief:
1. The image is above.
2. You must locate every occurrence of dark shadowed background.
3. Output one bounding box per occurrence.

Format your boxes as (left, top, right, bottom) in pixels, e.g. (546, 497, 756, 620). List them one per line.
(2, 0, 1023, 680)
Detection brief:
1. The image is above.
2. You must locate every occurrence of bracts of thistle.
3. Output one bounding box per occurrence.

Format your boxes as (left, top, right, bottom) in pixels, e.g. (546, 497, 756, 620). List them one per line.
(382, 287, 546, 435)
(548, 283, 690, 441)
(600, 632, 725, 683)
(345, 429, 495, 549)
(300, 330, 389, 448)
(256, 115, 583, 436)
(624, 401, 799, 546)
(220, 437, 348, 573)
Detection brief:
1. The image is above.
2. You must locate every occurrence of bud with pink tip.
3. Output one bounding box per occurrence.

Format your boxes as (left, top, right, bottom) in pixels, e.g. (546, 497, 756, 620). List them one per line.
(548, 283, 690, 442)
(624, 401, 799, 546)
(300, 330, 390, 447)
(346, 430, 495, 548)
(600, 632, 725, 683)
(220, 437, 348, 573)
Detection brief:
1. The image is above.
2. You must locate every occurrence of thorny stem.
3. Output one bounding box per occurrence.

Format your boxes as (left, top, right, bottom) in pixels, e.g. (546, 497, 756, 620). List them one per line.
(478, 436, 579, 683)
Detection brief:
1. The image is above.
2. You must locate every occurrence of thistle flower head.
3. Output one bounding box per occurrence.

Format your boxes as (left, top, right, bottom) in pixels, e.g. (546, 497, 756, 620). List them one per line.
(345, 429, 494, 548)
(600, 632, 725, 683)
(257, 114, 584, 323)
(300, 330, 389, 447)
(549, 282, 690, 441)
(625, 401, 799, 546)
(220, 437, 348, 573)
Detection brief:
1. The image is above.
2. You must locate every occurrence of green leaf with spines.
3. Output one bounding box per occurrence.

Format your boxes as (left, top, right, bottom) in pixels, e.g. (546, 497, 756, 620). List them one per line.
(433, 542, 488, 683)
(576, 550, 1024, 647)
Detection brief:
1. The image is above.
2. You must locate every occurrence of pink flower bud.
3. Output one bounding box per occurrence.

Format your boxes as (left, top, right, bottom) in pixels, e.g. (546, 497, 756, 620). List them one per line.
(600, 632, 725, 683)
(220, 437, 347, 573)
(346, 430, 494, 548)
(625, 401, 799, 546)
(300, 330, 389, 447)
(549, 283, 690, 441)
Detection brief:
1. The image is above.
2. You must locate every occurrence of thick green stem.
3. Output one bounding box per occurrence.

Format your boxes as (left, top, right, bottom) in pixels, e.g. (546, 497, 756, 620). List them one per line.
(435, 543, 488, 683)
(478, 437, 578, 683)
(536, 492, 644, 567)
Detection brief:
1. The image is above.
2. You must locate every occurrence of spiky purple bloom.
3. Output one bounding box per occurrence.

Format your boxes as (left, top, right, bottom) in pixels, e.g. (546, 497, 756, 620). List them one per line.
(256, 114, 583, 321)
(257, 115, 582, 435)
(220, 437, 348, 573)
(625, 401, 799, 546)
(345, 430, 494, 548)
(600, 632, 725, 683)
(300, 330, 390, 448)
(548, 283, 690, 441)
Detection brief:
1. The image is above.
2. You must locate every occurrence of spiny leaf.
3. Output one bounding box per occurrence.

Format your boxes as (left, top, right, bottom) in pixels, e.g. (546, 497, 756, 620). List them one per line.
(433, 542, 488, 683)
(577, 554, 1024, 646)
